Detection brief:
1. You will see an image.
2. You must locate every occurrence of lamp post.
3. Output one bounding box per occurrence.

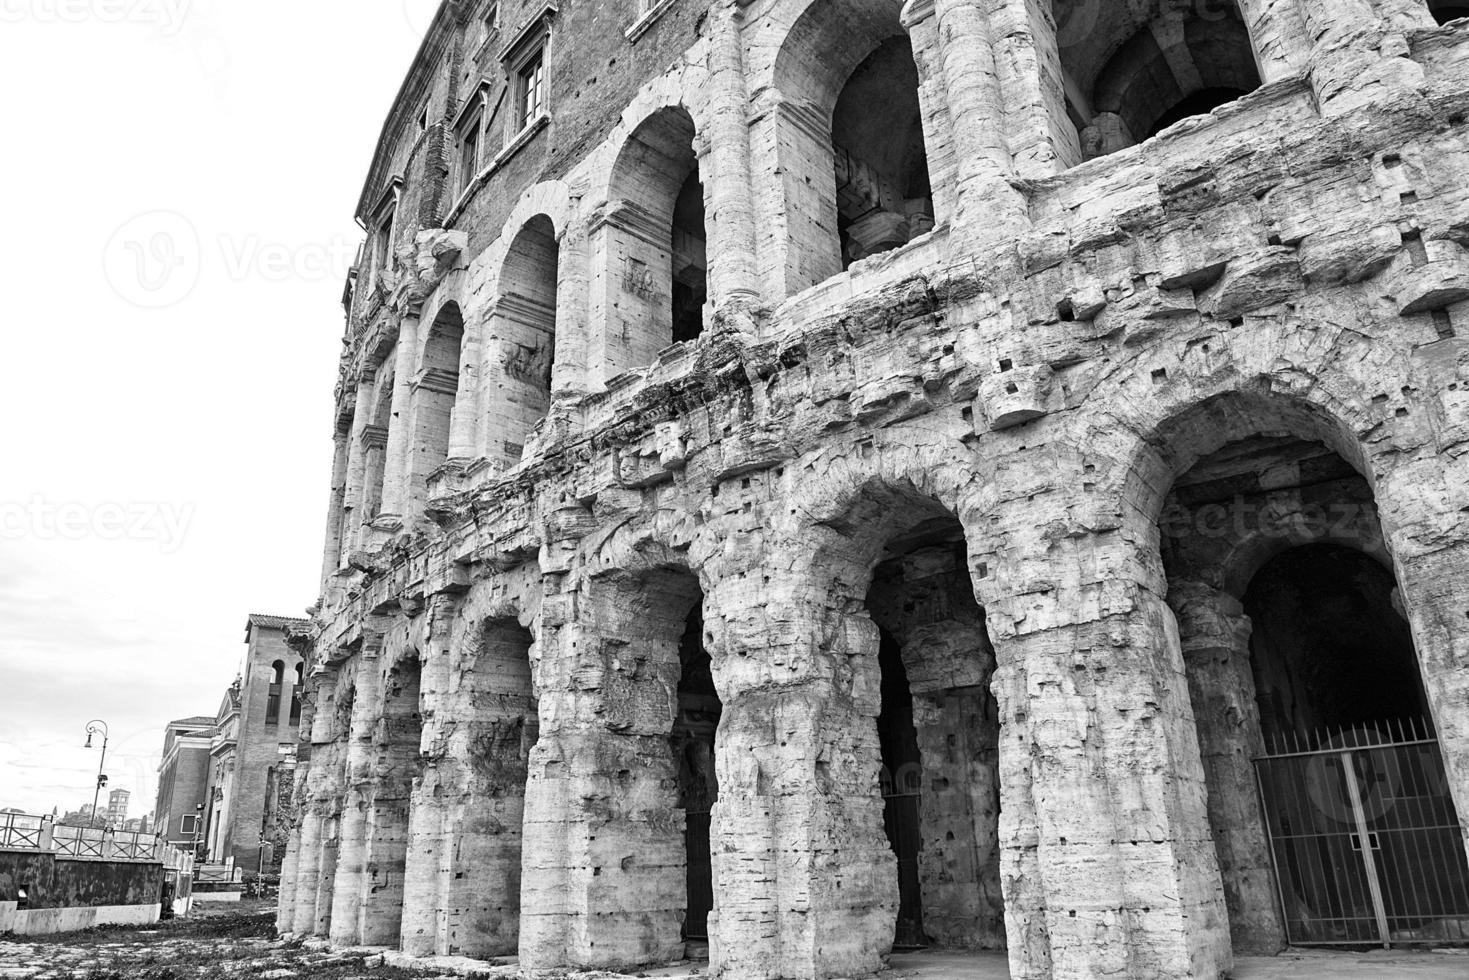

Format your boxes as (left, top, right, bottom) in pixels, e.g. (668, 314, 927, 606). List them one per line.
(84, 720, 109, 828)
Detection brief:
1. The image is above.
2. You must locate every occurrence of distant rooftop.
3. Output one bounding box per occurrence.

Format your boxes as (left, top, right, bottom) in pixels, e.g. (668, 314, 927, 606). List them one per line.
(246, 613, 311, 633)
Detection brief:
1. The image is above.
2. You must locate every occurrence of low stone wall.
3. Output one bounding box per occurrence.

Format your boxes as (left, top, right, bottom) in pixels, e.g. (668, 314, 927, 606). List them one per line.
(0, 849, 164, 935)
(0, 901, 159, 935)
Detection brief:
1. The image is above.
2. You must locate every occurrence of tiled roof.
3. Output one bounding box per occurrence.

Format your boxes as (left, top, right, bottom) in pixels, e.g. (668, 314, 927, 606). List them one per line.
(246, 613, 311, 631)
(169, 715, 216, 728)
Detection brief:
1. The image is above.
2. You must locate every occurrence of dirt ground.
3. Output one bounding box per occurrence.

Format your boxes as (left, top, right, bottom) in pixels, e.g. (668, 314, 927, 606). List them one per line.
(4, 904, 1468, 979)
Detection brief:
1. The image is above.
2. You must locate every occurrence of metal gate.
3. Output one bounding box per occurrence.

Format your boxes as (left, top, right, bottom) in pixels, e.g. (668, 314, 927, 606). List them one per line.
(1254, 720, 1469, 947)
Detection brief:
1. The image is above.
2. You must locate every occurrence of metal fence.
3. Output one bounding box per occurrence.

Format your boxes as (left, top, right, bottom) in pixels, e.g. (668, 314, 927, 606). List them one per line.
(52, 824, 107, 859)
(1254, 720, 1469, 947)
(0, 812, 45, 849)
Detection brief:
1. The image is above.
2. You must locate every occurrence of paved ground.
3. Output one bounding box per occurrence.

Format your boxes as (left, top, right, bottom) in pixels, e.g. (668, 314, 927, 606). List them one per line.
(2, 906, 1468, 979)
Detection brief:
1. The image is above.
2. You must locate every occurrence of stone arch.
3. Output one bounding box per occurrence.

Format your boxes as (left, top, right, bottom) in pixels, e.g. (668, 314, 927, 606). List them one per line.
(1052, 0, 1263, 160)
(748, 0, 938, 293)
(406, 301, 467, 508)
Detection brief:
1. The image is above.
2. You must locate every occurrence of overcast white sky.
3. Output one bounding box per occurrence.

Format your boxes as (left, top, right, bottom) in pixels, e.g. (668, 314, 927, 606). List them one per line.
(0, 0, 443, 817)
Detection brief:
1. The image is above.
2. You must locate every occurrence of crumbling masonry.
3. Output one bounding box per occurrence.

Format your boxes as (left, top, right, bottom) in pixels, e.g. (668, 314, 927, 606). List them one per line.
(279, 1, 1469, 976)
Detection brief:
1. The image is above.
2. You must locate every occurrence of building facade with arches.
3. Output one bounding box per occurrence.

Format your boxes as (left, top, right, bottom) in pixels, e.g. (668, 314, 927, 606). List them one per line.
(281, 1, 1469, 976)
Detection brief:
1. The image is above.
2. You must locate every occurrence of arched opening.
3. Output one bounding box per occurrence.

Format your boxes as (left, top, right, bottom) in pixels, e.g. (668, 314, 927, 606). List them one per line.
(272, 660, 286, 685)
(832, 36, 933, 269)
(769, 0, 936, 290)
(1246, 544, 1428, 743)
(492, 215, 558, 466)
(863, 505, 1003, 955)
(600, 106, 706, 381)
(268, 660, 286, 726)
(359, 653, 423, 945)
(674, 600, 720, 946)
(1053, 0, 1262, 160)
(1431, 1, 1469, 24)
(453, 618, 538, 957)
(1160, 430, 1469, 952)
(411, 303, 465, 494)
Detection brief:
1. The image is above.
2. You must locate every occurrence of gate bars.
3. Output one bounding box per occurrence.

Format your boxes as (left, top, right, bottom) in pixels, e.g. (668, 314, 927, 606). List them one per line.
(1253, 719, 1469, 947)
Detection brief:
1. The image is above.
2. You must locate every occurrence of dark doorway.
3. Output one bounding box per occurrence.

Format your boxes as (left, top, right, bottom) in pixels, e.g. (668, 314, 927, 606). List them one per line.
(878, 627, 925, 948)
(1245, 544, 1429, 745)
(671, 168, 707, 344)
(674, 603, 719, 940)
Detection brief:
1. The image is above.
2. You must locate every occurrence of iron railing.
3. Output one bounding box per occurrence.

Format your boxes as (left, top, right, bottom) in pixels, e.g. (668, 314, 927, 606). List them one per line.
(0, 812, 45, 849)
(1254, 719, 1469, 948)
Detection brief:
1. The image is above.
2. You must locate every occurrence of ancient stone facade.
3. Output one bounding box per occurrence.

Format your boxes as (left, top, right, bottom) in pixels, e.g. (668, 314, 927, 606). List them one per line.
(279, 1, 1469, 977)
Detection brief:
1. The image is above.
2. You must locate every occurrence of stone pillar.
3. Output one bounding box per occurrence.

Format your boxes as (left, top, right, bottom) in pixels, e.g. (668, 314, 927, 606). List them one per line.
(1374, 0, 1438, 34)
(289, 813, 323, 935)
(293, 664, 344, 937)
(339, 380, 373, 557)
(379, 311, 422, 523)
(276, 829, 300, 934)
(703, 564, 896, 980)
(990, 0, 1075, 176)
(1235, 0, 1313, 83)
(703, 0, 760, 306)
(329, 649, 384, 946)
(357, 652, 421, 947)
(447, 324, 481, 463)
(1298, 0, 1419, 115)
(519, 570, 699, 971)
(1168, 580, 1285, 954)
(930, 0, 1028, 236)
(902, 1, 959, 226)
(551, 219, 590, 400)
(1387, 539, 1469, 850)
(319, 425, 351, 584)
(978, 517, 1231, 980)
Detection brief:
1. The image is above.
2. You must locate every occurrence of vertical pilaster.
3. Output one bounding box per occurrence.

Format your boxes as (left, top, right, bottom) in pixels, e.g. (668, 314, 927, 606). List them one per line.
(519, 571, 696, 971)
(991, 0, 1076, 176)
(704, 0, 760, 306)
(447, 325, 480, 463)
(703, 563, 896, 980)
(379, 312, 422, 523)
(978, 513, 1231, 980)
(339, 380, 373, 558)
(320, 426, 352, 585)
(1236, 0, 1313, 82)
(329, 649, 384, 946)
(930, 0, 1028, 235)
(1168, 580, 1285, 954)
(903, 1, 960, 226)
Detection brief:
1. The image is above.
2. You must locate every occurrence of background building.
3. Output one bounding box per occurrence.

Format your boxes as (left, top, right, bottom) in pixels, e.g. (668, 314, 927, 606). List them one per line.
(105, 788, 130, 828)
(201, 614, 308, 870)
(154, 716, 215, 850)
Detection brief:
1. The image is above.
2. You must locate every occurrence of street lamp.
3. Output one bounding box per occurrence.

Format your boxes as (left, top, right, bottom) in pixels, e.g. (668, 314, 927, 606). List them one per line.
(84, 720, 109, 828)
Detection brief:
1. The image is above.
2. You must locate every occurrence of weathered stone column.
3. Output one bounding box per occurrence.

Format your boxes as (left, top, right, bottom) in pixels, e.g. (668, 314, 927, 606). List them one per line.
(519, 568, 699, 971)
(339, 379, 374, 557)
(447, 326, 481, 464)
(551, 219, 590, 400)
(1168, 580, 1285, 954)
(930, 0, 1028, 235)
(902, 0, 959, 225)
(703, 563, 896, 980)
(1235, 0, 1312, 83)
(703, 0, 760, 306)
(978, 513, 1231, 980)
(319, 424, 352, 584)
(329, 649, 384, 946)
(1297, 0, 1420, 115)
(292, 663, 344, 937)
(378, 311, 422, 523)
(989, 0, 1074, 176)
(288, 812, 322, 935)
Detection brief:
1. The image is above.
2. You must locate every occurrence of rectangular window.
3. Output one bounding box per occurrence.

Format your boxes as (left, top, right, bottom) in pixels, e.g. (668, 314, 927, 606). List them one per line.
(481, 2, 498, 41)
(289, 690, 302, 726)
(372, 209, 395, 282)
(180, 815, 198, 835)
(516, 50, 546, 132)
(266, 684, 282, 725)
(460, 117, 482, 194)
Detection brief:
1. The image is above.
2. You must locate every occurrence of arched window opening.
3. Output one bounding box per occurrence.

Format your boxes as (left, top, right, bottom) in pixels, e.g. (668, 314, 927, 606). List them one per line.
(602, 106, 706, 381)
(1431, 1, 1469, 24)
(1161, 430, 1469, 953)
(865, 511, 1003, 955)
(769, 0, 937, 292)
(833, 36, 933, 269)
(674, 600, 720, 943)
(412, 303, 465, 490)
(267, 660, 286, 725)
(1053, 1, 1262, 160)
(493, 215, 559, 465)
